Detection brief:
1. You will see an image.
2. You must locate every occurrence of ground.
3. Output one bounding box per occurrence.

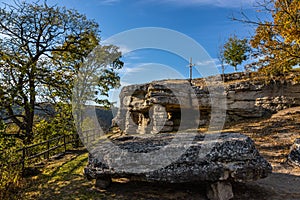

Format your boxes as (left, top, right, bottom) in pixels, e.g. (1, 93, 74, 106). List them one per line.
(19, 107, 300, 200)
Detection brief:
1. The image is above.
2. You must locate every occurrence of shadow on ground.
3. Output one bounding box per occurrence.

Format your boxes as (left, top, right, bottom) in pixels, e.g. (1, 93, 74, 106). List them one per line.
(22, 107, 300, 200)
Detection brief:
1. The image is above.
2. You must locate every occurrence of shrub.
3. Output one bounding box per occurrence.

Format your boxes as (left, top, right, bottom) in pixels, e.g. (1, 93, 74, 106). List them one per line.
(0, 122, 23, 199)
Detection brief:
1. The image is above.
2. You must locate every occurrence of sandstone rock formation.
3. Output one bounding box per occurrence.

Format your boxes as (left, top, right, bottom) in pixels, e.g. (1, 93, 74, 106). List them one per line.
(113, 73, 300, 134)
(84, 132, 272, 200)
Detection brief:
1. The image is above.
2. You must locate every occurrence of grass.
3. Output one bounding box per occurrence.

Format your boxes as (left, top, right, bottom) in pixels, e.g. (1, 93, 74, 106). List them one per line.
(22, 150, 114, 200)
(21, 149, 208, 200)
(17, 107, 300, 200)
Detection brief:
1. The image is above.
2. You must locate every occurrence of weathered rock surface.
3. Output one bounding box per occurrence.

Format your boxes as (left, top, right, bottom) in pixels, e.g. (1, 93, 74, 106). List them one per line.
(207, 181, 234, 200)
(288, 138, 300, 166)
(84, 132, 272, 200)
(113, 73, 300, 134)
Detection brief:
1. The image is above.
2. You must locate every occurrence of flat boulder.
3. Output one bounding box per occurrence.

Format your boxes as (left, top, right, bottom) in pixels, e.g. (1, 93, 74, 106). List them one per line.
(84, 132, 272, 200)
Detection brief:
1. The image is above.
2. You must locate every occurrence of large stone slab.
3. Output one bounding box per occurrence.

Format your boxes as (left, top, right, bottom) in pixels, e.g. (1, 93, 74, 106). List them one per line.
(84, 132, 272, 200)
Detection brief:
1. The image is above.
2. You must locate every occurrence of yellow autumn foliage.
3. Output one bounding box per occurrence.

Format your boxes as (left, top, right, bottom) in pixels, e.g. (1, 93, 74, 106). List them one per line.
(251, 0, 300, 76)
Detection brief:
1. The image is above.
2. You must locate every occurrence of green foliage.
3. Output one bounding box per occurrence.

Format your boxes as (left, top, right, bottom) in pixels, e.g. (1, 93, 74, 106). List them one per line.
(0, 1, 123, 144)
(29, 103, 77, 159)
(223, 35, 250, 71)
(0, 121, 23, 200)
(0, 1, 123, 198)
(34, 103, 75, 142)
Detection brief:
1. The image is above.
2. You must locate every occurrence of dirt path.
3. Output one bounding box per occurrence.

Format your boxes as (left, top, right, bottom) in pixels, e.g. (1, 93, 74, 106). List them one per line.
(225, 106, 300, 199)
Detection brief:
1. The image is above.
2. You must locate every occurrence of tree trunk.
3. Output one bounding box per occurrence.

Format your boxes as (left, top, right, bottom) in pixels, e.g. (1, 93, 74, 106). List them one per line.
(24, 70, 36, 145)
(23, 103, 35, 145)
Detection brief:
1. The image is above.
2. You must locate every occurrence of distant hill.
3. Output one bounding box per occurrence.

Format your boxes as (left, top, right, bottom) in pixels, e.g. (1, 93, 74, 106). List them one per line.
(1, 103, 117, 132)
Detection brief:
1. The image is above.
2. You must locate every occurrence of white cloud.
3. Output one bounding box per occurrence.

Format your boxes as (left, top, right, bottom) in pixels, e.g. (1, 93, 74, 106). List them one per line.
(123, 51, 143, 61)
(195, 58, 217, 66)
(117, 45, 133, 54)
(121, 66, 147, 73)
(216, 63, 230, 68)
(151, 0, 258, 8)
(119, 63, 185, 85)
(98, 0, 121, 5)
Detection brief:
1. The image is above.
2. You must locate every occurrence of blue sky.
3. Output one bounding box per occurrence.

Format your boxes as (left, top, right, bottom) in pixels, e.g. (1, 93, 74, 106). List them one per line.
(38, 0, 261, 78)
(0, 0, 262, 75)
(1, 0, 265, 103)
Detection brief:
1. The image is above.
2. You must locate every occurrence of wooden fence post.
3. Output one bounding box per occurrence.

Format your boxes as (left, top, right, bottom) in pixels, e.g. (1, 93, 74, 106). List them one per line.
(74, 133, 79, 148)
(22, 147, 25, 172)
(15, 132, 88, 170)
(86, 133, 89, 145)
(46, 140, 50, 159)
(64, 135, 66, 153)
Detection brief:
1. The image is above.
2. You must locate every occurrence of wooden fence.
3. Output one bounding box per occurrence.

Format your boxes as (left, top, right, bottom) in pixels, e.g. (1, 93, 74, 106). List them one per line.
(16, 130, 101, 172)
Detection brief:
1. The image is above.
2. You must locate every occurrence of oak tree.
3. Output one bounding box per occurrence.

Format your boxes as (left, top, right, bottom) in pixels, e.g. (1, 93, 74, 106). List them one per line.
(0, 1, 123, 144)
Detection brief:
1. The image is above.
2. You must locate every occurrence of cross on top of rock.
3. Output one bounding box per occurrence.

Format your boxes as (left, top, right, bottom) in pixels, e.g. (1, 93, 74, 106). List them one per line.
(188, 57, 196, 83)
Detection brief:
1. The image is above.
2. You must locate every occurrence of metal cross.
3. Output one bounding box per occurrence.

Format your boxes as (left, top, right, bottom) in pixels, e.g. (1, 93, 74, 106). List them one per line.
(188, 57, 196, 83)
